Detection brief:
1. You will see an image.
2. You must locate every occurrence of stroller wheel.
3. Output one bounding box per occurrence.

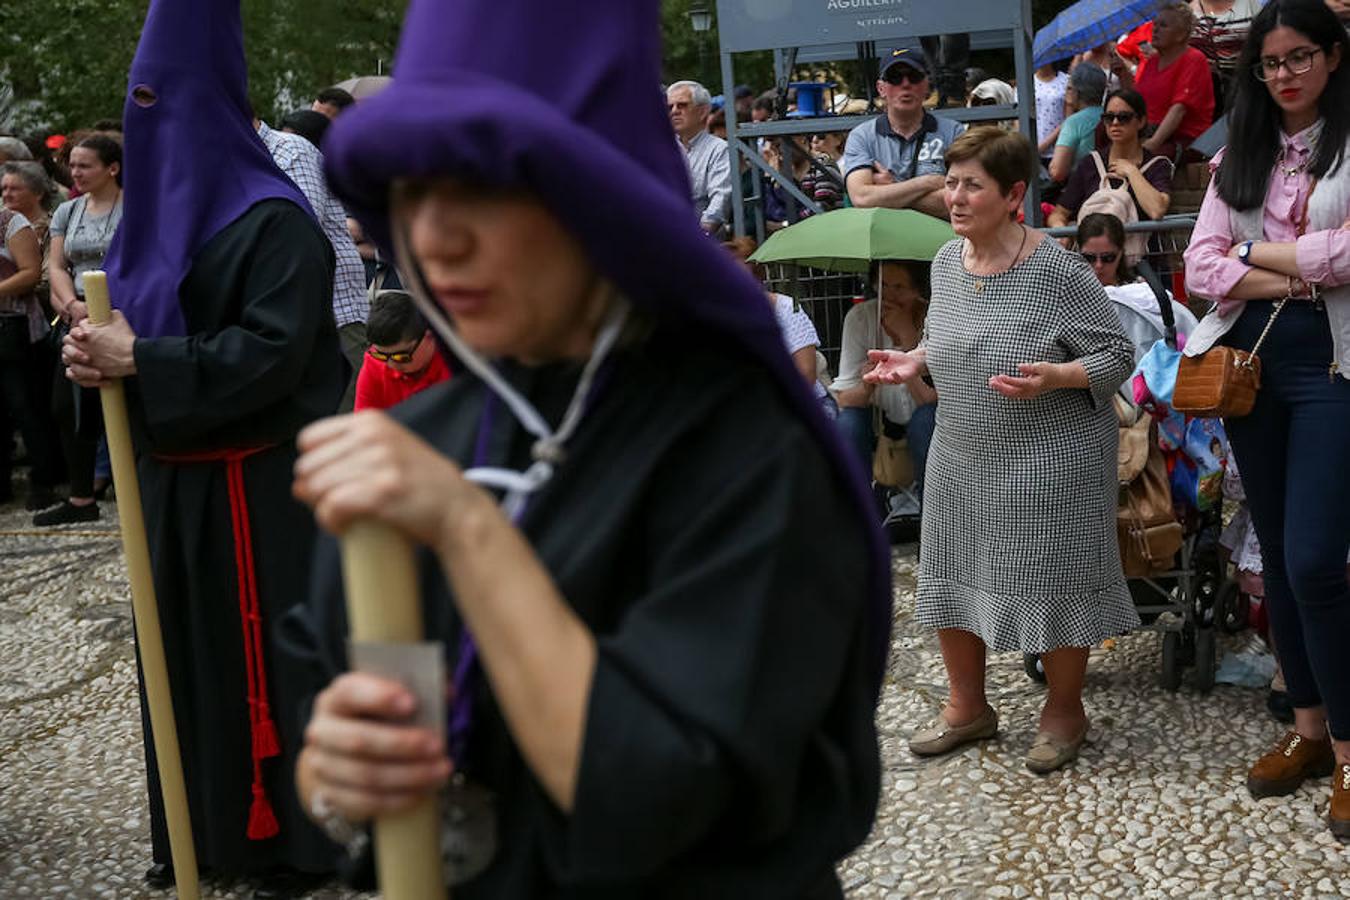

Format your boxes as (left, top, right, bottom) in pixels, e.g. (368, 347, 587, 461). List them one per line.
(1160, 631, 1183, 692)
(1023, 653, 1046, 683)
(1193, 627, 1217, 693)
(1216, 580, 1248, 634)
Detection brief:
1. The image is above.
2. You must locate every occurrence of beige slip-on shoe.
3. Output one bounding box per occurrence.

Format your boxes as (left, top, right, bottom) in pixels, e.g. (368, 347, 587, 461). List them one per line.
(908, 705, 999, 757)
(1025, 721, 1091, 775)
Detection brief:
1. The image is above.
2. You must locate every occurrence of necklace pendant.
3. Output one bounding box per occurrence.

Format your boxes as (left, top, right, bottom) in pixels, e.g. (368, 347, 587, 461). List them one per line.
(973, 279, 985, 294)
(441, 775, 498, 885)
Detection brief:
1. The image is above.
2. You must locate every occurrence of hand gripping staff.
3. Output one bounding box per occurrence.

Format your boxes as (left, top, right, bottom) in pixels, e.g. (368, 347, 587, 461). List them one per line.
(340, 521, 448, 900)
(82, 271, 200, 900)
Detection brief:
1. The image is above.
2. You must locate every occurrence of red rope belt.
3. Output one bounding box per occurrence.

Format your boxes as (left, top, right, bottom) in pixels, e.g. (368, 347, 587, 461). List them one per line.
(154, 445, 281, 840)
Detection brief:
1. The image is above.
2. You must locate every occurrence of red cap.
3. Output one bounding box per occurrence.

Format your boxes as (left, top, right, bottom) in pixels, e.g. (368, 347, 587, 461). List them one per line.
(45, 134, 67, 150)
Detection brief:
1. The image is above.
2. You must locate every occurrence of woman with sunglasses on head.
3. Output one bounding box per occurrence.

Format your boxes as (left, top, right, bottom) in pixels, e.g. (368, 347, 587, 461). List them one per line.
(1047, 89, 1175, 231)
(1182, 0, 1350, 841)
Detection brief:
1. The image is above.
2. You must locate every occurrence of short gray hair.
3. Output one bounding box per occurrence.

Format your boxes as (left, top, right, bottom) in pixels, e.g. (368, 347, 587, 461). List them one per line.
(0, 136, 33, 162)
(667, 80, 712, 109)
(1, 161, 56, 208)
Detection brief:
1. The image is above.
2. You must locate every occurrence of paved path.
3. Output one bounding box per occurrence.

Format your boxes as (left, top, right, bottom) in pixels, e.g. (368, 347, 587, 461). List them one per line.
(1, 495, 1346, 898)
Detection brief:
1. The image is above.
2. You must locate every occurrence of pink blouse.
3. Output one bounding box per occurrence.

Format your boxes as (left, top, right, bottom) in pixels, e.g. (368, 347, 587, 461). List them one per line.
(1183, 122, 1350, 314)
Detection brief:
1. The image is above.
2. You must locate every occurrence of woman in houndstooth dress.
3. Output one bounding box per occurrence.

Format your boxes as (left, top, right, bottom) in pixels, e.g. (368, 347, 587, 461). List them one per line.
(867, 128, 1138, 773)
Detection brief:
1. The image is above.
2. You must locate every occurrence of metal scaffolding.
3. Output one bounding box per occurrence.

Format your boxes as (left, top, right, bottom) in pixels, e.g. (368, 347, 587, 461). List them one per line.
(714, 0, 1039, 235)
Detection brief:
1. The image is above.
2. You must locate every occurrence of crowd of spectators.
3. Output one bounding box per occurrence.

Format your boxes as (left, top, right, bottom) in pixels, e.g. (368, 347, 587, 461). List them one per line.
(0, 0, 1345, 882)
(0, 83, 442, 526)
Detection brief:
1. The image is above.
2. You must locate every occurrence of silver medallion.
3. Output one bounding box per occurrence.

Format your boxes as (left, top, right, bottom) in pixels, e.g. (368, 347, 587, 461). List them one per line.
(441, 774, 498, 885)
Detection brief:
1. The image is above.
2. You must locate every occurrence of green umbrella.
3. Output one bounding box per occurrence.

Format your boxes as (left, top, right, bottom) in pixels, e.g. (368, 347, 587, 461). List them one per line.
(748, 207, 956, 273)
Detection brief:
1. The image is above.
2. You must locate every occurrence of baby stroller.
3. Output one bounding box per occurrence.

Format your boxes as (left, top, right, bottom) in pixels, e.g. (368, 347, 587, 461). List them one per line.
(1025, 261, 1226, 692)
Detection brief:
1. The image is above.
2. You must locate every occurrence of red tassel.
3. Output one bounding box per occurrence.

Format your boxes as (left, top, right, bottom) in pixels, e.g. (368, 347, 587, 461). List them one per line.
(247, 783, 280, 840)
(253, 709, 281, 760)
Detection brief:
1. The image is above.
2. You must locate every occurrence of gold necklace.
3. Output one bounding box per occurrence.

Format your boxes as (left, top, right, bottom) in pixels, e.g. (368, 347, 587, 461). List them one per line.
(969, 225, 1028, 294)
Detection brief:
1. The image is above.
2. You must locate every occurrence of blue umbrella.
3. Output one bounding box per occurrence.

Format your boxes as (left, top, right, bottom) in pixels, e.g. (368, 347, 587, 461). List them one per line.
(1033, 0, 1167, 68)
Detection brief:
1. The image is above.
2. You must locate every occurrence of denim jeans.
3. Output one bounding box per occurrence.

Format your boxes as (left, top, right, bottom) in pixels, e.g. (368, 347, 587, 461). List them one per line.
(1222, 301, 1350, 739)
(836, 402, 937, 496)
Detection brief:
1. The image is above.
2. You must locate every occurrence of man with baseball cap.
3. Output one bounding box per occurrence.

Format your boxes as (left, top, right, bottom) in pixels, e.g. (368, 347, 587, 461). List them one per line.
(840, 47, 965, 219)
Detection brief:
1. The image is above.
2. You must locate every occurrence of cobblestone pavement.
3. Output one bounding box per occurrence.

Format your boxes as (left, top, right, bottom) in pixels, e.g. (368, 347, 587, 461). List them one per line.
(1, 492, 1347, 898)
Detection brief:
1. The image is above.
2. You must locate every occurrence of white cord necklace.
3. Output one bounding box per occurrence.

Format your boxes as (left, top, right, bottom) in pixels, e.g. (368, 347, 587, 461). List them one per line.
(393, 226, 628, 519)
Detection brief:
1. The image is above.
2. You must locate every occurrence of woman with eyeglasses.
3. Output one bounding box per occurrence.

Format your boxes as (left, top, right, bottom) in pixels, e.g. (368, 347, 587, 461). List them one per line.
(1046, 89, 1175, 231)
(1182, 0, 1350, 841)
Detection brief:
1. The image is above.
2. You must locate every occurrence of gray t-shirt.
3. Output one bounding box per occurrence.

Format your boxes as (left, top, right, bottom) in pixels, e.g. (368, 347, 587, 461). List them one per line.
(840, 113, 965, 183)
(50, 195, 123, 297)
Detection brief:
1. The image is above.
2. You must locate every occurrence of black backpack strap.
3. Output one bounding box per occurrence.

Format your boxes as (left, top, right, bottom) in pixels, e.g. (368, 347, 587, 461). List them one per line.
(1135, 258, 1177, 350)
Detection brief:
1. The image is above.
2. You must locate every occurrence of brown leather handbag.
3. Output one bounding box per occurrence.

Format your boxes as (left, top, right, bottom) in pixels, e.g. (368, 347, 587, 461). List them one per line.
(1177, 182, 1315, 419)
(1172, 297, 1286, 418)
(1172, 345, 1262, 418)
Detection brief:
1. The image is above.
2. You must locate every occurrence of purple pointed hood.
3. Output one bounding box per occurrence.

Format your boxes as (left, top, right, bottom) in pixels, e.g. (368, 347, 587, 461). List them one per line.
(322, 0, 892, 691)
(104, 0, 313, 338)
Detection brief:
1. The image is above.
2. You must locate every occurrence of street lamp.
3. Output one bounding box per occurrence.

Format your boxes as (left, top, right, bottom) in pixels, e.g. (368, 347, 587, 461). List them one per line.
(688, 1, 712, 33)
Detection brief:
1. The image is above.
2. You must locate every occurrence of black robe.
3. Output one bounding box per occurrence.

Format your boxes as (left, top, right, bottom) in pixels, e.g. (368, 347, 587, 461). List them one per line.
(281, 330, 881, 898)
(129, 199, 344, 874)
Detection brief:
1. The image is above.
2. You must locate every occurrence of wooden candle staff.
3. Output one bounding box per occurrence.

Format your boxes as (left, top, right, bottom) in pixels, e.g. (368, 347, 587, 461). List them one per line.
(82, 271, 200, 900)
(340, 520, 447, 900)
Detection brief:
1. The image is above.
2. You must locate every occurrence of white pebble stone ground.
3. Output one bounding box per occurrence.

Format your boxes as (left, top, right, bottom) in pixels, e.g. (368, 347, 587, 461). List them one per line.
(2, 494, 1347, 897)
(841, 550, 1350, 897)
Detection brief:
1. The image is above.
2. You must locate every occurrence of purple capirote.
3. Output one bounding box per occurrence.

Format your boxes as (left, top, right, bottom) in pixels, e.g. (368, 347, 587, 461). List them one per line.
(104, 0, 314, 339)
(321, 0, 893, 692)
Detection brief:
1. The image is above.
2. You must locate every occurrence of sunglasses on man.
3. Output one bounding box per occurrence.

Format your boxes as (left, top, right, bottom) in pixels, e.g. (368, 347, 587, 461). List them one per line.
(883, 68, 926, 86)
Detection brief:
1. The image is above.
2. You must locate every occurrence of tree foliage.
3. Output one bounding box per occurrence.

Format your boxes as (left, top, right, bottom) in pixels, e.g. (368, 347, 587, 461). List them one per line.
(660, 0, 774, 98)
(0, 0, 404, 135)
(1, 0, 1081, 135)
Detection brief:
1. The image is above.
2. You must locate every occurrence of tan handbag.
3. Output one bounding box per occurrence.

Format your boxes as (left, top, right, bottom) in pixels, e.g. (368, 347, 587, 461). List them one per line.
(872, 433, 914, 488)
(868, 289, 916, 488)
(1172, 344, 1263, 418)
(1115, 398, 1183, 577)
(1176, 183, 1315, 419)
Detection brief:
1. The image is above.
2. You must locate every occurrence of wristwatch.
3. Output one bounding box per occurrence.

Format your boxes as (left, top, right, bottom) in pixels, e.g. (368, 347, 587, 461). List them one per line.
(1237, 240, 1255, 265)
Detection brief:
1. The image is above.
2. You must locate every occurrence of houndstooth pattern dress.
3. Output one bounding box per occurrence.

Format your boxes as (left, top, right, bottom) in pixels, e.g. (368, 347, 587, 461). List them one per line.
(917, 237, 1140, 653)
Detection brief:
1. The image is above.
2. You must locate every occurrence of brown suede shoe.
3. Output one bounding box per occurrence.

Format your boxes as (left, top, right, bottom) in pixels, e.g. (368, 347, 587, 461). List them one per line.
(1331, 762, 1350, 841)
(1247, 731, 1335, 799)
